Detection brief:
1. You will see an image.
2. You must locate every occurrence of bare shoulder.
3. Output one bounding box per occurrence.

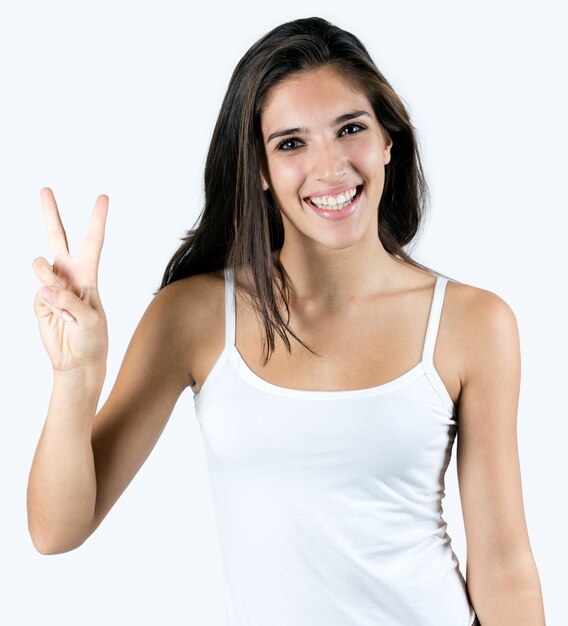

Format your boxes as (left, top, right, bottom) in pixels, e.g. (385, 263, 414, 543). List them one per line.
(392, 264, 518, 406)
(158, 268, 225, 313)
(445, 276, 517, 319)
(156, 269, 226, 388)
(443, 277, 519, 389)
(169, 270, 224, 313)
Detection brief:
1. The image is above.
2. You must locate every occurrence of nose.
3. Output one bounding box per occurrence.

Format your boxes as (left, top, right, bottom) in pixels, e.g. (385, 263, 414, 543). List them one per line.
(311, 137, 347, 182)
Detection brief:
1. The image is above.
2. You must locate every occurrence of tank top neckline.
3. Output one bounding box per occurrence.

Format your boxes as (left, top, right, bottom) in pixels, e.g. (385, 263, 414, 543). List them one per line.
(230, 345, 426, 399)
(194, 267, 454, 411)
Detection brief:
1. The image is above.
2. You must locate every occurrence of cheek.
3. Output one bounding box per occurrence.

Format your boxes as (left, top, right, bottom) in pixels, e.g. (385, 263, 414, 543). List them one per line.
(347, 137, 386, 172)
(268, 158, 307, 194)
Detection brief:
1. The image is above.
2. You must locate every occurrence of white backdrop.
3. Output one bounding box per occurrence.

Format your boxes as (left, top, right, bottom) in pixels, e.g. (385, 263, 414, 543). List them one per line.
(1, 1, 565, 624)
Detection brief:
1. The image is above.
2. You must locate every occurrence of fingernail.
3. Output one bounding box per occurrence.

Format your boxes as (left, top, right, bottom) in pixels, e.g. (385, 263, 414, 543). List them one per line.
(62, 310, 73, 322)
(42, 287, 56, 300)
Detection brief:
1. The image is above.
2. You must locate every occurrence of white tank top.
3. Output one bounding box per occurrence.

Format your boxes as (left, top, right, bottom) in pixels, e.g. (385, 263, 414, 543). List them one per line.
(193, 267, 478, 626)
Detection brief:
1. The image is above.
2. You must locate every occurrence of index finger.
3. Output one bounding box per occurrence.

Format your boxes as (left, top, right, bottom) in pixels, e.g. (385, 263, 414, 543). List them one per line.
(78, 193, 109, 265)
(40, 187, 70, 258)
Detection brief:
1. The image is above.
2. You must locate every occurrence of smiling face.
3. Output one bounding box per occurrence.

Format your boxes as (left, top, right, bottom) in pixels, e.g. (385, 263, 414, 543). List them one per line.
(259, 65, 392, 253)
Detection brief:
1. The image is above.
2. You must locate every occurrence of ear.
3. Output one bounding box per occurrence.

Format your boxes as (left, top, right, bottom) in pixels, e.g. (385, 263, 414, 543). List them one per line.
(261, 174, 270, 191)
(384, 136, 393, 165)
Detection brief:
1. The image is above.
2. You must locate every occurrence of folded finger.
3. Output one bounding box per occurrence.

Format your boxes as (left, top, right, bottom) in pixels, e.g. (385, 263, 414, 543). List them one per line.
(31, 257, 64, 287)
(37, 286, 75, 321)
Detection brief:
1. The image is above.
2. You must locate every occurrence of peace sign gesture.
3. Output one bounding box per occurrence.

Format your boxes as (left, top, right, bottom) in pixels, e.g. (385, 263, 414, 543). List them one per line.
(32, 188, 109, 373)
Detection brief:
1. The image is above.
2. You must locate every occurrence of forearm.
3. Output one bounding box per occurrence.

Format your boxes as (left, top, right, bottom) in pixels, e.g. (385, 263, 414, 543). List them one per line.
(27, 367, 105, 554)
(468, 555, 546, 625)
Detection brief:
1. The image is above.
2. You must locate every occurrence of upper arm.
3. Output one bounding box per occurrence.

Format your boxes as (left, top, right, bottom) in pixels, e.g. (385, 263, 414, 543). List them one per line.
(89, 278, 196, 534)
(456, 287, 533, 577)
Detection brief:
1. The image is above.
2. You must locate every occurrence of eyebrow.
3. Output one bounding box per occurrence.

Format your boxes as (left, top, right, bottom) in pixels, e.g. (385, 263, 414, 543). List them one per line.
(266, 110, 372, 145)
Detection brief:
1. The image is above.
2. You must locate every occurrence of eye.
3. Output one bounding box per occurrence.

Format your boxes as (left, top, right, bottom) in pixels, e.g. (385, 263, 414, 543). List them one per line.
(277, 138, 303, 152)
(339, 122, 366, 136)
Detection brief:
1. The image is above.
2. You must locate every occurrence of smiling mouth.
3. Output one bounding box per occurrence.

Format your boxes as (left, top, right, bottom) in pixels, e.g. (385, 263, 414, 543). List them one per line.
(305, 185, 363, 210)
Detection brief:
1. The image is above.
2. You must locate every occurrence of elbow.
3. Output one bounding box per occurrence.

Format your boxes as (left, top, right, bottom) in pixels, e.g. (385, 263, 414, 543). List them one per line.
(28, 518, 91, 555)
(30, 532, 88, 555)
(31, 539, 64, 556)
(29, 529, 80, 555)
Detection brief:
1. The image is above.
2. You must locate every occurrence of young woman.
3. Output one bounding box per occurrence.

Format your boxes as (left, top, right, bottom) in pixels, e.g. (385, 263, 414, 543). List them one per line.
(28, 16, 544, 626)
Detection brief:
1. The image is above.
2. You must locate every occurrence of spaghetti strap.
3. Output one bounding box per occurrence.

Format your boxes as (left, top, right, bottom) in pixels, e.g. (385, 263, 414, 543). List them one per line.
(223, 266, 236, 351)
(421, 274, 449, 367)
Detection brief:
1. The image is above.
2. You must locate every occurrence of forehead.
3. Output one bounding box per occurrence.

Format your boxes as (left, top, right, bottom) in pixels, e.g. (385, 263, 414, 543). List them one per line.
(260, 67, 374, 130)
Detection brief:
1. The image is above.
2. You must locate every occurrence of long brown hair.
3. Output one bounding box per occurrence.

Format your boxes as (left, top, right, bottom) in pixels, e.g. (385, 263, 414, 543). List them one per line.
(156, 16, 437, 365)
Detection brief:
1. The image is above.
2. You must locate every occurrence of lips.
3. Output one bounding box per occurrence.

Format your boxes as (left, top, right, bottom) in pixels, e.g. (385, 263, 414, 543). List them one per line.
(304, 185, 363, 221)
(304, 183, 361, 205)
(304, 184, 362, 208)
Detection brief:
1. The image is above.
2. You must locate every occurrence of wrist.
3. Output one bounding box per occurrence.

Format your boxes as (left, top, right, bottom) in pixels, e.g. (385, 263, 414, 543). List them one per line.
(52, 365, 106, 389)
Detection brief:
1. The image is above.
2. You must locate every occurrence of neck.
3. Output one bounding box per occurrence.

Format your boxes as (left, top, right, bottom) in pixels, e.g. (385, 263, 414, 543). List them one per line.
(272, 240, 405, 310)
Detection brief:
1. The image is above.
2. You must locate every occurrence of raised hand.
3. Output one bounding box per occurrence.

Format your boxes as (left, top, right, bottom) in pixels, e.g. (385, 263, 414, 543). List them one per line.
(32, 188, 109, 373)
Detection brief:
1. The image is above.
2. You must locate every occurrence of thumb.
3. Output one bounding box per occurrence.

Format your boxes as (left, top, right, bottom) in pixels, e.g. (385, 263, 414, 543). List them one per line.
(39, 285, 97, 325)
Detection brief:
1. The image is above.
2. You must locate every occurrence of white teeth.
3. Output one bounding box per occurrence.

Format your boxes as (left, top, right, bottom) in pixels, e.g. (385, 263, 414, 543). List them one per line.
(309, 186, 358, 208)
